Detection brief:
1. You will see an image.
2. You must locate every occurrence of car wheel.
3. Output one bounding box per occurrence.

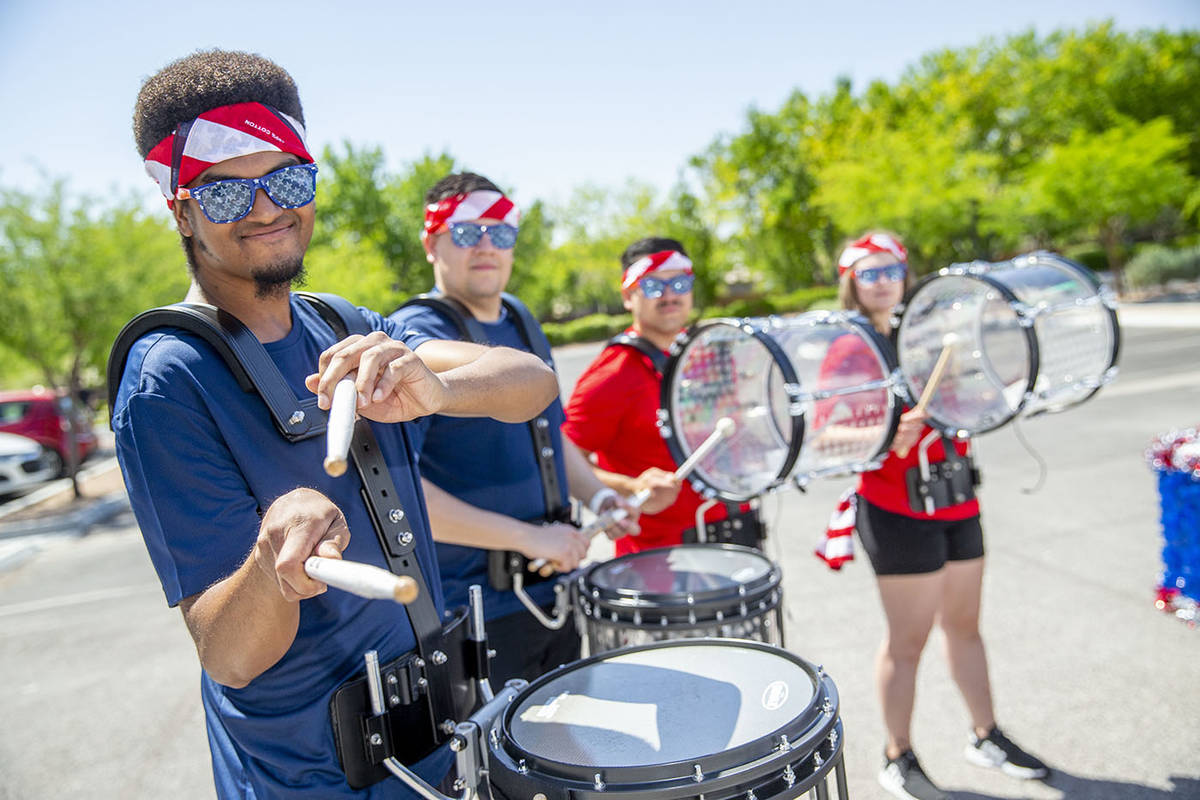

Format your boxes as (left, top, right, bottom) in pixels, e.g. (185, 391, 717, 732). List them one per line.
(45, 449, 65, 478)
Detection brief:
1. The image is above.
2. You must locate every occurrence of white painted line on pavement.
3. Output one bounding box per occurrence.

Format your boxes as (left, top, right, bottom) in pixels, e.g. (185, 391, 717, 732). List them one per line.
(0, 581, 162, 619)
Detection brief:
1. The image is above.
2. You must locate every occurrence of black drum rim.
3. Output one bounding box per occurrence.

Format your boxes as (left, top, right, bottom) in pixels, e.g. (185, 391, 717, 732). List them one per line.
(893, 267, 1040, 437)
(1009, 251, 1121, 415)
(490, 638, 839, 789)
(577, 543, 782, 618)
(660, 318, 806, 502)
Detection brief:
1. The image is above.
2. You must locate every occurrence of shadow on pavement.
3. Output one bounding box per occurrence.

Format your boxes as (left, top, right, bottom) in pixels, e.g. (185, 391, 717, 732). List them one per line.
(949, 772, 1200, 799)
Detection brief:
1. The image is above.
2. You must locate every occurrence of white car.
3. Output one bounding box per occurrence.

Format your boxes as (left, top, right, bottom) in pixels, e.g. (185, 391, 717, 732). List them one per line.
(0, 432, 57, 496)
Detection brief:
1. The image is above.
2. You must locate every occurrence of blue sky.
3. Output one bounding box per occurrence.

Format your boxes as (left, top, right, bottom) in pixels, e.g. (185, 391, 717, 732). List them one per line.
(1, 1, 1196, 212)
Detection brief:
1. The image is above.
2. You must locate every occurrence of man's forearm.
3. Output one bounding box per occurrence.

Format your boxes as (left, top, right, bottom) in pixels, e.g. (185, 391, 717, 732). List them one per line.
(429, 344, 559, 423)
(421, 479, 534, 552)
(179, 553, 299, 689)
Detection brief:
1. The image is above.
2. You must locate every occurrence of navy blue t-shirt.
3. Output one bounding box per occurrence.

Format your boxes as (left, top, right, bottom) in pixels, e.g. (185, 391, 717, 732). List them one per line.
(390, 301, 568, 620)
(113, 295, 453, 798)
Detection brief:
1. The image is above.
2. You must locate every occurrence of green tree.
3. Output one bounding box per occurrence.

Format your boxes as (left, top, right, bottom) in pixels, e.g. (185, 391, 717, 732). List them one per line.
(0, 181, 185, 492)
(312, 144, 456, 298)
(1015, 117, 1194, 291)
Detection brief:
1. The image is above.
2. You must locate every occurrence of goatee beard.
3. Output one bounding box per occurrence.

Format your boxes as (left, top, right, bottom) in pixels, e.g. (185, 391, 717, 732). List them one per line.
(253, 257, 306, 300)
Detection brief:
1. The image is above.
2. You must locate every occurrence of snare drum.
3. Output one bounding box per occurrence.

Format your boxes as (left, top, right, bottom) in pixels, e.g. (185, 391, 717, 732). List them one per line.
(574, 543, 784, 655)
(486, 639, 848, 800)
(660, 312, 901, 500)
(894, 251, 1120, 436)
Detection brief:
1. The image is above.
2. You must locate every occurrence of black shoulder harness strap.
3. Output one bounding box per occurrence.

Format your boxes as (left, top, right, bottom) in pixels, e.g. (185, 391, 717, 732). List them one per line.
(606, 331, 668, 376)
(107, 293, 456, 727)
(397, 291, 562, 520)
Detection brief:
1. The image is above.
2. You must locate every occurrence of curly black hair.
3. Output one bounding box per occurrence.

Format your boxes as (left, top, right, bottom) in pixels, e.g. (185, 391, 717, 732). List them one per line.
(133, 49, 304, 158)
(424, 172, 501, 205)
(620, 237, 688, 270)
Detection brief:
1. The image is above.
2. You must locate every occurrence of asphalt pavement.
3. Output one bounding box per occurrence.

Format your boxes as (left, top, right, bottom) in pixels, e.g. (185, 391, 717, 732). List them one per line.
(0, 301, 1197, 799)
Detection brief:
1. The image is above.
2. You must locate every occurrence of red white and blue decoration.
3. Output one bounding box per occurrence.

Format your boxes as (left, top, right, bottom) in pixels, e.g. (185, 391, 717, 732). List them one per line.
(1146, 426, 1200, 626)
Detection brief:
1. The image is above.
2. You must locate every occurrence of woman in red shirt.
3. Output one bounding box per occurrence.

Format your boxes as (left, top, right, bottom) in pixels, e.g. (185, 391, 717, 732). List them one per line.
(836, 233, 1048, 800)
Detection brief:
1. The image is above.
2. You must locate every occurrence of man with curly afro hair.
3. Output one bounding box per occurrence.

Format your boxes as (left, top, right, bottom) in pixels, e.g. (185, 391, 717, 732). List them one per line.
(112, 49, 559, 798)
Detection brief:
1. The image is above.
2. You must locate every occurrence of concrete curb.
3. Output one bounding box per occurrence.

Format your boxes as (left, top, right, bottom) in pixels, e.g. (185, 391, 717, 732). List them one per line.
(0, 491, 130, 541)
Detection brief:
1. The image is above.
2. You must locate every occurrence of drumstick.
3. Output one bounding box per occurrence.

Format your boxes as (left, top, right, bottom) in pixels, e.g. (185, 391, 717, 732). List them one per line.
(323, 378, 357, 477)
(529, 417, 738, 573)
(305, 556, 419, 604)
(896, 333, 959, 457)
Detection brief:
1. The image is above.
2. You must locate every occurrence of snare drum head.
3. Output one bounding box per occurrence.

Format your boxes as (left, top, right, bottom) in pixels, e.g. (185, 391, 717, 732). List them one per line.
(663, 321, 803, 500)
(585, 543, 776, 603)
(896, 271, 1036, 435)
(502, 640, 816, 769)
(767, 312, 898, 478)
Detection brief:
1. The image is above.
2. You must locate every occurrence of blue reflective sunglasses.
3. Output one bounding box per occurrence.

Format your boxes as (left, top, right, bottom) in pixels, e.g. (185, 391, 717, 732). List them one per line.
(177, 163, 318, 224)
(447, 222, 519, 249)
(854, 263, 907, 286)
(639, 273, 695, 298)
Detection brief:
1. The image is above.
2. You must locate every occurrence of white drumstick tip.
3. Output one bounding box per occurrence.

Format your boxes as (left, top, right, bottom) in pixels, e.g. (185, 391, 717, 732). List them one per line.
(715, 416, 736, 437)
(305, 556, 419, 604)
(324, 378, 357, 477)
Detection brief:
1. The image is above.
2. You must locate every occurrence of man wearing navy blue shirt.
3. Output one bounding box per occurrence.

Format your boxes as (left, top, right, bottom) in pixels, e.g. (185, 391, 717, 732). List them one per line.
(391, 173, 657, 683)
(115, 52, 558, 798)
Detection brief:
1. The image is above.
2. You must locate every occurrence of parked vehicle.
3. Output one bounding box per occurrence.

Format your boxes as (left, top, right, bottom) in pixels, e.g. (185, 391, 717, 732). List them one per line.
(0, 389, 98, 476)
(0, 432, 57, 495)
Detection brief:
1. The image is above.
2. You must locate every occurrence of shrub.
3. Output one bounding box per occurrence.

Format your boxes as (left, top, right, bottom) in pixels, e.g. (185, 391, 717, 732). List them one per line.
(1126, 245, 1200, 289)
(543, 313, 630, 346)
(540, 286, 841, 345)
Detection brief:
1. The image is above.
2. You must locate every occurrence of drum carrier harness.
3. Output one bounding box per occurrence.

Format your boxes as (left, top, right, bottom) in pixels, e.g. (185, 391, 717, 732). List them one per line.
(398, 292, 571, 593)
(605, 332, 765, 549)
(107, 294, 491, 790)
(905, 430, 982, 516)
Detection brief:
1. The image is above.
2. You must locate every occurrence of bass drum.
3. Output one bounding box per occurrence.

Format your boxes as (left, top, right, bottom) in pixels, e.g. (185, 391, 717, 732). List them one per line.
(893, 251, 1119, 436)
(486, 639, 848, 800)
(660, 311, 900, 501)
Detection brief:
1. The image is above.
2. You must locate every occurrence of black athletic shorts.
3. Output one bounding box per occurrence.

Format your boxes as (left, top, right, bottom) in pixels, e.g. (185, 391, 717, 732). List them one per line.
(855, 494, 984, 576)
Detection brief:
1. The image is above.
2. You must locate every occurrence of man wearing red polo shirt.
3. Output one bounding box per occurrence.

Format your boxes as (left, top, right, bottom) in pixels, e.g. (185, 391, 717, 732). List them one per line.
(564, 237, 761, 555)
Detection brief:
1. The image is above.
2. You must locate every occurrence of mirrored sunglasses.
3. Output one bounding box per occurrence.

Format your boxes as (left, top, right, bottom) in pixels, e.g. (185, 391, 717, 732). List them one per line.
(447, 222, 519, 249)
(639, 273, 695, 298)
(854, 263, 907, 286)
(179, 163, 318, 224)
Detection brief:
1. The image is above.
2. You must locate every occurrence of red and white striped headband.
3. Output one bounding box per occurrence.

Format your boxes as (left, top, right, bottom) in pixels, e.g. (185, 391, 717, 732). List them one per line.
(621, 250, 694, 290)
(144, 102, 312, 207)
(423, 191, 520, 238)
(837, 233, 908, 276)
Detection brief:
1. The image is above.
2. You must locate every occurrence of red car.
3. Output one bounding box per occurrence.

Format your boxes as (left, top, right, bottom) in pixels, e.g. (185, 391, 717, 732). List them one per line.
(0, 389, 98, 475)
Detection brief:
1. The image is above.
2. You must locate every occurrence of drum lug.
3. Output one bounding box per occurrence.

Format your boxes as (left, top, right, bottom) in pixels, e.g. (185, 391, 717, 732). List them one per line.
(593, 772, 606, 791)
(518, 758, 528, 775)
(782, 764, 796, 787)
(693, 764, 704, 783)
(775, 734, 790, 752)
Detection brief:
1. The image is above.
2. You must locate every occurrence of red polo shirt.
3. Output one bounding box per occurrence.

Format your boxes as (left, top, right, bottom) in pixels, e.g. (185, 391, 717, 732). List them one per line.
(563, 332, 728, 554)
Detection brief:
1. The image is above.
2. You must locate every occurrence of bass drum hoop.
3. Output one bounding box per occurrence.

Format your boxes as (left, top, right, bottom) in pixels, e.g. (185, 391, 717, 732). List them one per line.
(1014, 252, 1121, 415)
(660, 319, 806, 502)
(575, 543, 783, 627)
(489, 638, 839, 790)
(894, 267, 1040, 437)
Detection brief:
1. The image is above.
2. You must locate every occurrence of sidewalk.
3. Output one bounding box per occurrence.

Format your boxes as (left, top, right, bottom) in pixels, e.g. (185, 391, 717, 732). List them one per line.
(0, 457, 129, 571)
(1117, 301, 1200, 328)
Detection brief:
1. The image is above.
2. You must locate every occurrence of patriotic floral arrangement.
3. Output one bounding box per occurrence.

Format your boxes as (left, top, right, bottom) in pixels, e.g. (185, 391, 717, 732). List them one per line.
(1146, 427, 1200, 624)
